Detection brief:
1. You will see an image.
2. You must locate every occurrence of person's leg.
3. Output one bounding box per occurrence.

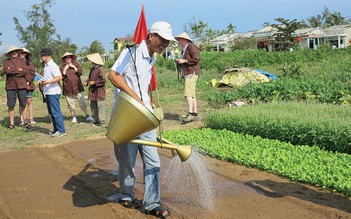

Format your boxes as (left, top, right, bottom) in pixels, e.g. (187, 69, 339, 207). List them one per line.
(97, 100, 106, 124)
(65, 95, 76, 122)
(118, 142, 138, 201)
(46, 95, 56, 133)
(19, 104, 26, 125)
(18, 89, 27, 126)
(138, 129, 162, 211)
(47, 94, 65, 133)
(26, 91, 35, 123)
(8, 107, 15, 127)
(90, 101, 98, 123)
(76, 92, 90, 117)
(186, 96, 194, 113)
(182, 75, 198, 122)
(7, 90, 17, 127)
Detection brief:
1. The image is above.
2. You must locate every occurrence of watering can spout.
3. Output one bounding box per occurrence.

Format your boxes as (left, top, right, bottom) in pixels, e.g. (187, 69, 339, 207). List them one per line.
(130, 139, 192, 162)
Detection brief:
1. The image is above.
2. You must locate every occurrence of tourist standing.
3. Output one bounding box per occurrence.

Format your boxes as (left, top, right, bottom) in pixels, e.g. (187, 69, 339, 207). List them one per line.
(60, 52, 93, 123)
(84, 53, 106, 126)
(39, 48, 66, 137)
(19, 47, 36, 127)
(175, 32, 201, 123)
(3, 46, 27, 129)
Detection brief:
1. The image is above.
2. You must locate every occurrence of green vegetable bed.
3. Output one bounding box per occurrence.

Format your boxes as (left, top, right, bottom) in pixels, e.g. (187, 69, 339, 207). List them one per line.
(164, 128, 351, 197)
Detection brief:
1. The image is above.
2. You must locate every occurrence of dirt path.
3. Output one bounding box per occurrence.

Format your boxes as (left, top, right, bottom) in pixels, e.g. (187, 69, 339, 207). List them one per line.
(0, 134, 350, 218)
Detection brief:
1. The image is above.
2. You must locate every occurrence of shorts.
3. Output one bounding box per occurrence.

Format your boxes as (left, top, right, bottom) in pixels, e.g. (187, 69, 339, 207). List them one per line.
(7, 89, 27, 108)
(184, 75, 198, 97)
(26, 90, 33, 98)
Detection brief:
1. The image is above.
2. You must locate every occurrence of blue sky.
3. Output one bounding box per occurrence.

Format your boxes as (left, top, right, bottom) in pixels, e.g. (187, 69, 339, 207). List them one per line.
(1, 0, 350, 53)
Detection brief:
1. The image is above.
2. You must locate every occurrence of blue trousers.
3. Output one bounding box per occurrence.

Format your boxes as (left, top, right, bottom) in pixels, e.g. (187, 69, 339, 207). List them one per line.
(114, 129, 161, 211)
(46, 94, 66, 133)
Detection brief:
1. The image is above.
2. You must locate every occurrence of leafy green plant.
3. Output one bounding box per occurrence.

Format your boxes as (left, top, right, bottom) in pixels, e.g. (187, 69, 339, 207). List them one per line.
(164, 128, 351, 196)
(203, 102, 351, 154)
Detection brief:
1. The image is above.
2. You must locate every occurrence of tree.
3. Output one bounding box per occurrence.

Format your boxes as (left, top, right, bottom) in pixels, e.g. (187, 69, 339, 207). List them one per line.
(306, 15, 323, 27)
(272, 18, 303, 51)
(13, 0, 77, 67)
(226, 23, 236, 34)
(306, 6, 348, 28)
(88, 40, 105, 54)
(186, 16, 208, 46)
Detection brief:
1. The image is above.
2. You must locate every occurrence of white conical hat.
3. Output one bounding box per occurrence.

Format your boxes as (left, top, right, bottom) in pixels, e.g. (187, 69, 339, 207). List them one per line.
(21, 47, 31, 54)
(86, 53, 104, 65)
(6, 45, 23, 57)
(175, 32, 193, 42)
(61, 52, 77, 61)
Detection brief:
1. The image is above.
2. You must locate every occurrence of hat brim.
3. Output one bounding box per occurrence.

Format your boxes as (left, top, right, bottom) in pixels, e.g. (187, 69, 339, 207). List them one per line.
(6, 48, 23, 57)
(158, 32, 176, 41)
(61, 55, 77, 61)
(175, 37, 193, 43)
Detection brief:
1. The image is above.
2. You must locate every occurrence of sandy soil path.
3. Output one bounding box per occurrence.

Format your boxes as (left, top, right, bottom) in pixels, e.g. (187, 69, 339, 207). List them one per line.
(0, 137, 350, 219)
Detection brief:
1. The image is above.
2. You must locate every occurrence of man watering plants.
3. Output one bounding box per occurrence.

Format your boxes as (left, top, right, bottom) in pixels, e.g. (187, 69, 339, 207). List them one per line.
(108, 21, 175, 218)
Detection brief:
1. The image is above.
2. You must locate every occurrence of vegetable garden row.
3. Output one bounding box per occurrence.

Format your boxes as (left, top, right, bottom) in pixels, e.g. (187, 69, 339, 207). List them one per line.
(159, 47, 351, 197)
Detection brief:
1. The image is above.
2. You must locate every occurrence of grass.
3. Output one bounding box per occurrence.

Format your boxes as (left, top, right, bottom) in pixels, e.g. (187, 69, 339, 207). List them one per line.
(0, 79, 110, 151)
(0, 66, 217, 151)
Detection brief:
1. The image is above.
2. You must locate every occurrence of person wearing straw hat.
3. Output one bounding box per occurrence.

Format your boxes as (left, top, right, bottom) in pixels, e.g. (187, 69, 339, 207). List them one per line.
(108, 21, 175, 218)
(39, 47, 66, 137)
(84, 53, 106, 126)
(3, 45, 28, 129)
(175, 32, 201, 123)
(60, 52, 93, 123)
(19, 47, 36, 128)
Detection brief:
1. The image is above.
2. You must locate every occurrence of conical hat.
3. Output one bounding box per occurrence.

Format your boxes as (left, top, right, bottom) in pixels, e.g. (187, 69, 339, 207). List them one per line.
(87, 53, 104, 65)
(175, 32, 192, 42)
(21, 47, 31, 54)
(6, 45, 23, 57)
(61, 52, 77, 61)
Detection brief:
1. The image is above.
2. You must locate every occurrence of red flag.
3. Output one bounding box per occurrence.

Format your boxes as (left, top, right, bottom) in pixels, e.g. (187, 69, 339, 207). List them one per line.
(133, 5, 157, 91)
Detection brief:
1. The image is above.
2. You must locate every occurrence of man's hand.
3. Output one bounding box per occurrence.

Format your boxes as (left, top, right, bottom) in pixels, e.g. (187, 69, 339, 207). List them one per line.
(176, 59, 187, 64)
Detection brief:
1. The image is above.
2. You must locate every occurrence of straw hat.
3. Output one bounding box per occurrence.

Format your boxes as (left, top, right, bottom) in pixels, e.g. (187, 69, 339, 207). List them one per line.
(175, 32, 193, 42)
(61, 52, 77, 61)
(6, 45, 23, 57)
(87, 53, 104, 65)
(21, 47, 31, 54)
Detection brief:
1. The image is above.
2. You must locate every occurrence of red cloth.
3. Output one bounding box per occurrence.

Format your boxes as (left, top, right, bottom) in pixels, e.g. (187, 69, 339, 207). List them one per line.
(133, 5, 157, 91)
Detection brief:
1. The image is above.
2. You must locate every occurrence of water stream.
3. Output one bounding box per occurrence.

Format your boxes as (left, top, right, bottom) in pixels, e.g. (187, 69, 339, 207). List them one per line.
(163, 148, 215, 211)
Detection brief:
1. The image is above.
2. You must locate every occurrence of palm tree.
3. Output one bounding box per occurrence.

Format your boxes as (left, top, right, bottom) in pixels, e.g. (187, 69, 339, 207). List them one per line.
(226, 23, 236, 34)
(330, 12, 347, 26)
(306, 15, 322, 27)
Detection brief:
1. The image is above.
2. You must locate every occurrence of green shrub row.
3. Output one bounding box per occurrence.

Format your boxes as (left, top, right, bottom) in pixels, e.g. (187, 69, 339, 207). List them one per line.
(155, 47, 351, 72)
(208, 77, 351, 105)
(203, 102, 351, 154)
(163, 128, 351, 197)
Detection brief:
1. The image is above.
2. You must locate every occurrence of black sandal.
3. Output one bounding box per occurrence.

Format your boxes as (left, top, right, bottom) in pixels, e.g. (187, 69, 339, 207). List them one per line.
(7, 125, 14, 129)
(119, 198, 143, 209)
(25, 123, 32, 129)
(145, 206, 171, 218)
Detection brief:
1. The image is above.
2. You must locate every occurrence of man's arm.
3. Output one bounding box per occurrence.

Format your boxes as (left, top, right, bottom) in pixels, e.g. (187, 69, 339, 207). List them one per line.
(108, 70, 143, 103)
